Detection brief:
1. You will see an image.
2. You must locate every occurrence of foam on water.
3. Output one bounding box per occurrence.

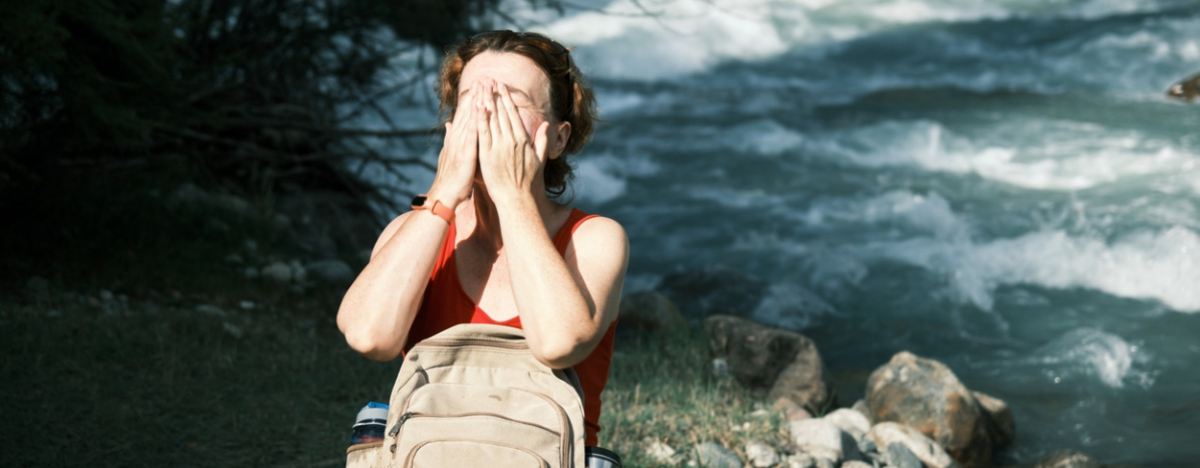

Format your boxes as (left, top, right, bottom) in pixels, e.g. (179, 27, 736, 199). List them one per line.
(814, 119, 1200, 191)
(532, 0, 1192, 81)
(572, 151, 660, 204)
(1032, 328, 1151, 388)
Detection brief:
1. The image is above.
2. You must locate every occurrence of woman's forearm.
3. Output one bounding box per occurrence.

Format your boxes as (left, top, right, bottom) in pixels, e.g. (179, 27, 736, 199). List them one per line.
(336, 210, 450, 361)
(497, 196, 603, 368)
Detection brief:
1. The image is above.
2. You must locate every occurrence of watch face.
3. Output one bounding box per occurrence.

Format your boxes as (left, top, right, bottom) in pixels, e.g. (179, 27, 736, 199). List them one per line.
(411, 195, 427, 208)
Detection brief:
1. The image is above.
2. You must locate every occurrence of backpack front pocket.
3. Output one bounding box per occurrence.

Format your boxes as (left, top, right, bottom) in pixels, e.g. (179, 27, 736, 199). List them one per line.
(392, 414, 562, 467)
(345, 441, 383, 468)
(407, 440, 548, 468)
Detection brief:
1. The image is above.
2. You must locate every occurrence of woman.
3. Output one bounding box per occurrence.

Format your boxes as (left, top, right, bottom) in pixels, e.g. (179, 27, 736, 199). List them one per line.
(336, 30, 628, 450)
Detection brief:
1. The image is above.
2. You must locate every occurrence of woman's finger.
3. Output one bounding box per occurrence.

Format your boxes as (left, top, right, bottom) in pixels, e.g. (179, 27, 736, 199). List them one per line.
(494, 84, 518, 146)
(485, 82, 502, 149)
(496, 83, 524, 145)
(533, 121, 550, 162)
(476, 83, 492, 152)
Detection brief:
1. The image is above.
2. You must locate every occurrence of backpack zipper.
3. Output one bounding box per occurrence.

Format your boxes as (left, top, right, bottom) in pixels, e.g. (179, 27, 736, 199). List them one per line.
(389, 411, 563, 460)
(403, 438, 548, 468)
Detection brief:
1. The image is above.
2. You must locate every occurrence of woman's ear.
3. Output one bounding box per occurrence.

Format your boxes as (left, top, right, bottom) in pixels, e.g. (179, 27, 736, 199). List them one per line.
(549, 121, 572, 160)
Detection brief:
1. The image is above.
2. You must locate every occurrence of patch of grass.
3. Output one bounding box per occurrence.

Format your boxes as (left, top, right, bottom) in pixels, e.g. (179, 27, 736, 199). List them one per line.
(599, 331, 791, 467)
(0, 288, 789, 468)
(0, 291, 398, 468)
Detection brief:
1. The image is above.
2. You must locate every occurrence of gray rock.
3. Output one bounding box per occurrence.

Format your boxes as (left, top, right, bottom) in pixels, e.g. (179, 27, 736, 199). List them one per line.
(866, 351, 992, 468)
(704, 315, 833, 412)
(843, 461, 874, 468)
(659, 265, 769, 321)
(866, 422, 957, 468)
(713, 358, 731, 379)
(825, 408, 871, 440)
(306, 259, 354, 283)
(972, 391, 1015, 448)
(619, 290, 688, 332)
(885, 443, 924, 468)
(694, 442, 744, 468)
(788, 419, 860, 464)
(99, 289, 114, 302)
(857, 439, 878, 456)
(744, 442, 780, 468)
(261, 262, 293, 283)
(1033, 450, 1099, 468)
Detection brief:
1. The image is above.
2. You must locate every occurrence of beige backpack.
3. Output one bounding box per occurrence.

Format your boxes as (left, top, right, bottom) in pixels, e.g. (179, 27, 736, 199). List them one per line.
(346, 323, 587, 468)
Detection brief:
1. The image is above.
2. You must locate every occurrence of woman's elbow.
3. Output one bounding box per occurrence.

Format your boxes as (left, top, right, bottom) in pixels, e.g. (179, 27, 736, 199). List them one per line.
(530, 336, 592, 369)
(342, 326, 402, 362)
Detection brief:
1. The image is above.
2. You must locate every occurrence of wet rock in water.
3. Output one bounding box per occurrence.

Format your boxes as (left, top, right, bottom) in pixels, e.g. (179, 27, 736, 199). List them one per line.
(972, 391, 1015, 448)
(306, 259, 354, 283)
(618, 290, 688, 332)
(824, 408, 871, 440)
(644, 438, 680, 465)
(261, 262, 293, 283)
(885, 442, 925, 468)
(704, 315, 833, 411)
(774, 397, 813, 423)
(788, 419, 862, 465)
(866, 422, 957, 468)
(866, 351, 994, 468)
(694, 442, 744, 468)
(744, 442, 780, 468)
(1166, 71, 1200, 102)
(1033, 450, 1099, 468)
(659, 265, 769, 321)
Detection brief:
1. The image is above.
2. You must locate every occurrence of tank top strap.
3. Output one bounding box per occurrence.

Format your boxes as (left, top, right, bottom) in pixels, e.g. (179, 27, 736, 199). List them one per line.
(552, 208, 598, 256)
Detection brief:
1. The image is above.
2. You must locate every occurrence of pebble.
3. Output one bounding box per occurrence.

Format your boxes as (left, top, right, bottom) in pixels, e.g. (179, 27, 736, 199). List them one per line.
(305, 259, 354, 283)
(783, 453, 815, 468)
(824, 408, 871, 440)
(788, 419, 858, 464)
(712, 358, 730, 379)
(644, 438, 679, 465)
(744, 442, 779, 468)
(261, 262, 292, 283)
(842, 461, 873, 468)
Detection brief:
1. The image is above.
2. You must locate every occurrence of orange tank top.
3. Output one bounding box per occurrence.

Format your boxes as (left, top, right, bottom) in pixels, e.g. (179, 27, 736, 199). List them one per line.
(405, 207, 617, 447)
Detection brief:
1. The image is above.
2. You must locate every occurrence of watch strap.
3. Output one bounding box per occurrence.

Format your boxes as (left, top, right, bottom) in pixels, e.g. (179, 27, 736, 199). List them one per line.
(411, 194, 454, 225)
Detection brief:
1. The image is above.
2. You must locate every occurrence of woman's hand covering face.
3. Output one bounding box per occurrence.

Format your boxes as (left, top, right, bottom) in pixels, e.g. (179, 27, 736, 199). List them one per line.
(427, 81, 482, 207)
(476, 79, 551, 204)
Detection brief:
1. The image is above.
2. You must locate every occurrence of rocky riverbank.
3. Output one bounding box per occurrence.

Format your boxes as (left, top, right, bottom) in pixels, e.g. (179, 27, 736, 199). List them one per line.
(618, 290, 1123, 468)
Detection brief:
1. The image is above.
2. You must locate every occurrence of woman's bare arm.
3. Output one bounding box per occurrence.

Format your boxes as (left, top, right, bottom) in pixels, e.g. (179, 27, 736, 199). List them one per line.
(336, 83, 483, 360)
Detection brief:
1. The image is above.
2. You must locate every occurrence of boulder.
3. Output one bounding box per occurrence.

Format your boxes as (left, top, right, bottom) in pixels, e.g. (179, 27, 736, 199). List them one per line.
(659, 265, 769, 321)
(824, 408, 871, 440)
(744, 442, 780, 468)
(1033, 450, 1099, 468)
(694, 442, 744, 468)
(1167, 71, 1200, 102)
(866, 422, 958, 468)
(704, 315, 833, 411)
(866, 352, 993, 468)
(787, 419, 862, 465)
(619, 291, 688, 332)
(972, 391, 1014, 448)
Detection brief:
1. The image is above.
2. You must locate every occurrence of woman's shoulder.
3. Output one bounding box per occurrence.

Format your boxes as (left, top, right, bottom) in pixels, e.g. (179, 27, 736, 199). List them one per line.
(568, 209, 627, 253)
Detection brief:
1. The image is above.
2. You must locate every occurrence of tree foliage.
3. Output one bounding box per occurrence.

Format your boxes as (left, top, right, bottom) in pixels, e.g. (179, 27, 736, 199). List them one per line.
(0, 0, 538, 213)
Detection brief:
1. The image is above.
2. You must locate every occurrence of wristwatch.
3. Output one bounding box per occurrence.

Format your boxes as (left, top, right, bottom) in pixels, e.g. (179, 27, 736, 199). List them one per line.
(411, 194, 455, 225)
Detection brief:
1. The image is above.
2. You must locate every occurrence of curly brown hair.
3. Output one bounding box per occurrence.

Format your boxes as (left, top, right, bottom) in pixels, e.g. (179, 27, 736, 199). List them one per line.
(436, 30, 598, 199)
